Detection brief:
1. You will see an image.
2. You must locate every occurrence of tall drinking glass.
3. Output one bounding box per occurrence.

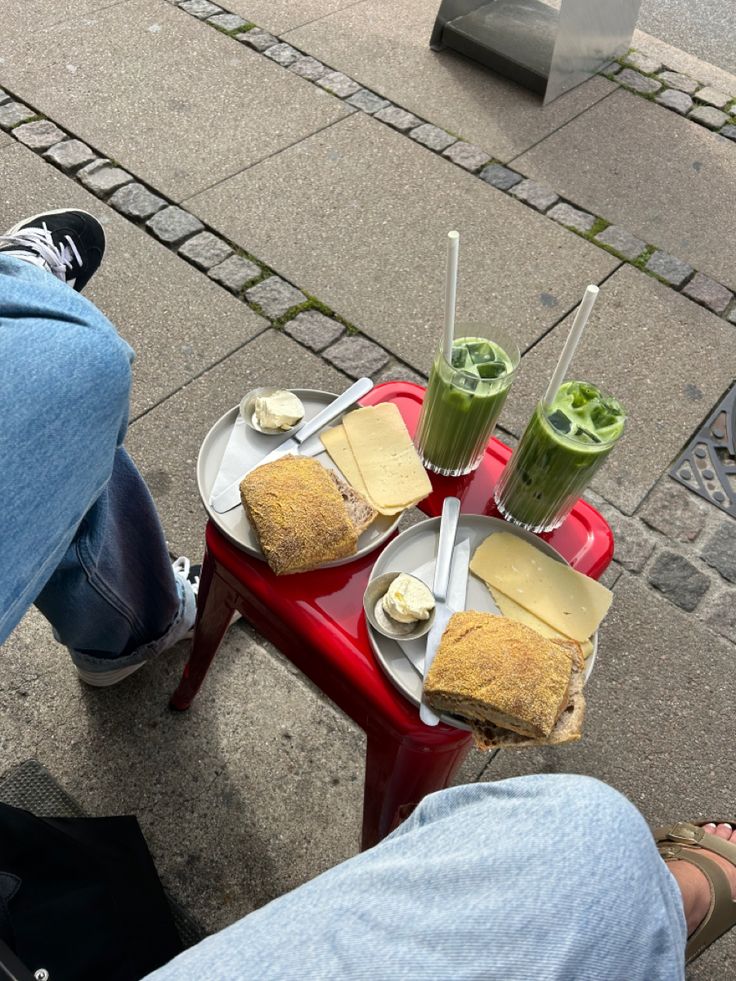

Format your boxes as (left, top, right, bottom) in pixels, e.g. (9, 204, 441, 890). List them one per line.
(415, 326, 520, 476)
(495, 381, 626, 532)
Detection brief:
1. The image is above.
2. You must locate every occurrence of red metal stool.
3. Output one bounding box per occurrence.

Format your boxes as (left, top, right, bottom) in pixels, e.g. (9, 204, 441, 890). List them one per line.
(171, 382, 614, 849)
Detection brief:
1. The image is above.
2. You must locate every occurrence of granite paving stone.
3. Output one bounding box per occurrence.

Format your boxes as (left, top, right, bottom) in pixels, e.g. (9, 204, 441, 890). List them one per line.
(0, 102, 35, 130)
(0, 141, 267, 417)
(442, 142, 489, 172)
(727, 306, 736, 325)
(245, 276, 306, 318)
(178, 231, 233, 270)
(264, 43, 301, 68)
(323, 335, 390, 378)
(655, 89, 693, 114)
(622, 51, 663, 75)
(179, 0, 221, 17)
(408, 124, 456, 153)
(616, 68, 662, 95)
(0, 0, 350, 201)
(282, 310, 345, 351)
(701, 589, 736, 645)
(208, 254, 261, 293)
(598, 560, 623, 590)
(587, 498, 655, 573)
(108, 182, 167, 221)
(594, 225, 647, 260)
(0, 90, 10, 105)
(547, 202, 596, 234)
(345, 89, 390, 114)
(43, 139, 97, 172)
(187, 113, 617, 369)
(688, 105, 729, 129)
(290, 56, 328, 82)
(206, 12, 249, 32)
(648, 551, 710, 611)
(500, 266, 736, 514)
(146, 205, 204, 246)
(77, 161, 133, 197)
(237, 28, 279, 52)
(657, 70, 700, 93)
(373, 106, 422, 132)
(12, 120, 66, 151)
(682, 272, 733, 314)
(479, 162, 523, 191)
(373, 362, 426, 386)
(700, 523, 736, 583)
(638, 479, 709, 543)
(514, 89, 736, 289)
(508, 179, 559, 212)
(694, 86, 731, 109)
(282, 0, 616, 161)
(720, 125, 736, 141)
(644, 250, 694, 287)
(317, 72, 361, 99)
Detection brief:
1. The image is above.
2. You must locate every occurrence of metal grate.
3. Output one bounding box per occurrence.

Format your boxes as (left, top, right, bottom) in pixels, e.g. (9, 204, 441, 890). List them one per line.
(670, 382, 736, 518)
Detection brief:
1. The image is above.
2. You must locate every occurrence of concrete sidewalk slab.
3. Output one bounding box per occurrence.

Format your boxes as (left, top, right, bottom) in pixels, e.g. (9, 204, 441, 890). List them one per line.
(227, 0, 362, 35)
(126, 328, 348, 559)
(283, 0, 615, 162)
(483, 573, 736, 976)
(0, 141, 268, 417)
(514, 88, 736, 290)
(2, 0, 125, 40)
(0, 0, 350, 200)
(501, 265, 736, 515)
(2, 606, 365, 933)
(186, 112, 618, 373)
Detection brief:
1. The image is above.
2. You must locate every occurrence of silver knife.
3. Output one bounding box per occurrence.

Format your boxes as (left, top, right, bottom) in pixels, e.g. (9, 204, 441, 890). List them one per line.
(420, 496, 461, 727)
(211, 377, 374, 513)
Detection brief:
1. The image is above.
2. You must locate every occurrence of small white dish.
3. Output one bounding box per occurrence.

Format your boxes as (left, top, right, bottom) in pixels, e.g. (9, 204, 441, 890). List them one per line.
(363, 572, 436, 641)
(240, 387, 305, 436)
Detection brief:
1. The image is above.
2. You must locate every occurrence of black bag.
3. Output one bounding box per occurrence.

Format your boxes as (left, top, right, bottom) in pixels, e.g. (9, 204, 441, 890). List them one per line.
(0, 802, 183, 980)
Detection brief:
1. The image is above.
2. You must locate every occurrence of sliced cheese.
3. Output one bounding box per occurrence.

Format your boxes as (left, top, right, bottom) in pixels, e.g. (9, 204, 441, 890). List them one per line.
(342, 403, 432, 510)
(489, 587, 594, 659)
(470, 532, 612, 642)
(320, 424, 403, 516)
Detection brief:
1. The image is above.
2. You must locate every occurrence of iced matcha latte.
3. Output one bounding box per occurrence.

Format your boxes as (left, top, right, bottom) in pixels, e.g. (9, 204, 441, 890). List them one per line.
(495, 381, 626, 532)
(415, 329, 519, 476)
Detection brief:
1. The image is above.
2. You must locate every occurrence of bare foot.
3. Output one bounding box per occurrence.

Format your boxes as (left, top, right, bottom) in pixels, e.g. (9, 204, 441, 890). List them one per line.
(666, 823, 736, 936)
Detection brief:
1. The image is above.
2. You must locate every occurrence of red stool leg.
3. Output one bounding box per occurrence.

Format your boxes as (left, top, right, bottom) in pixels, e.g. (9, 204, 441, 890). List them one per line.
(361, 728, 472, 849)
(170, 550, 239, 711)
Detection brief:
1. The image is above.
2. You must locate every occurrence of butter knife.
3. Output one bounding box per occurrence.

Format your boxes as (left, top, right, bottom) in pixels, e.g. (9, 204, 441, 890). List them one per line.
(211, 377, 373, 513)
(419, 496, 461, 727)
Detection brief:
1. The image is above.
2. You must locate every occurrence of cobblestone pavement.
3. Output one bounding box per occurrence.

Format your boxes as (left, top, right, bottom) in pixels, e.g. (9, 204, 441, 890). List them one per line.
(1, 1, 735, 975)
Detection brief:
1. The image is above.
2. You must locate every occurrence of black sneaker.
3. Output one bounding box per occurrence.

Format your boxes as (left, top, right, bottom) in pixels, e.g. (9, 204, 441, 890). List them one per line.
(0, 208, 105, 291)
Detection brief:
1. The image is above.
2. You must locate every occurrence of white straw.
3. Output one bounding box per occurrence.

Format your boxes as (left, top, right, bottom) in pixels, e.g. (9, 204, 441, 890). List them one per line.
(443, 231, 460, 362)
(543, 284, 599, 408)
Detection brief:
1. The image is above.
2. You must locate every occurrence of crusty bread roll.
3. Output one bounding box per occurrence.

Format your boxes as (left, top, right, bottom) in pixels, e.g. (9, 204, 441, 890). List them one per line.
(328, 470, 377, 535)
(241, 455, 358, 574)
(424, 612, 575, 740)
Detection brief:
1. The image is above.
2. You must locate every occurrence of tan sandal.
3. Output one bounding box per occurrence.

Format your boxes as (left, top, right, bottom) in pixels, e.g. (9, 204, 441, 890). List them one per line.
(655, 820, 736, 963)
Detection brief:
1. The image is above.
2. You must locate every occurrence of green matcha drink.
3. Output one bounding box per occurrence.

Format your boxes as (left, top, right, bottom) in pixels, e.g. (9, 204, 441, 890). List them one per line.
(494, 381, 626, 532)
(415, 328, 519, 476)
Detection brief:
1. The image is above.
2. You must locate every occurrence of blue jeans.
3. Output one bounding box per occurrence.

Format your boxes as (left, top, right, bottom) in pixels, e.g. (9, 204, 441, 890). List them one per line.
(0, 255, 194, 670)
(146, 775, 686, 980)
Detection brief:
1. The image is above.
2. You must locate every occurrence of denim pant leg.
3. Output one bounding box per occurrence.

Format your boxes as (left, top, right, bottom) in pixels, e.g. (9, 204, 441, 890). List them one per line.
(0, 255, 191, 664)
(146, 775, 687, 981)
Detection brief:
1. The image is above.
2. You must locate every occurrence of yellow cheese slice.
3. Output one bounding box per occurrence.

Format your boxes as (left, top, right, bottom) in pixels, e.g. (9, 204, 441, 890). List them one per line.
(320, 425, 403, 516)
(489, 587, 594, 659)
(470, 532, 612, 642)
(342, 403, 432, 510)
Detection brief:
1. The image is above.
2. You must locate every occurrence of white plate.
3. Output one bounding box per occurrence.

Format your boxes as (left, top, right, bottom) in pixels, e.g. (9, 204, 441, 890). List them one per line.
(197, 389, 402, 564)
(367, 514, 598, 730)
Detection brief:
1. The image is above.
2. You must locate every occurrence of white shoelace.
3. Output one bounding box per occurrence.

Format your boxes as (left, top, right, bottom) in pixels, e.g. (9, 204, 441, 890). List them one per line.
(0, 224, 82, 283)
(172, 555, 200, 596)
